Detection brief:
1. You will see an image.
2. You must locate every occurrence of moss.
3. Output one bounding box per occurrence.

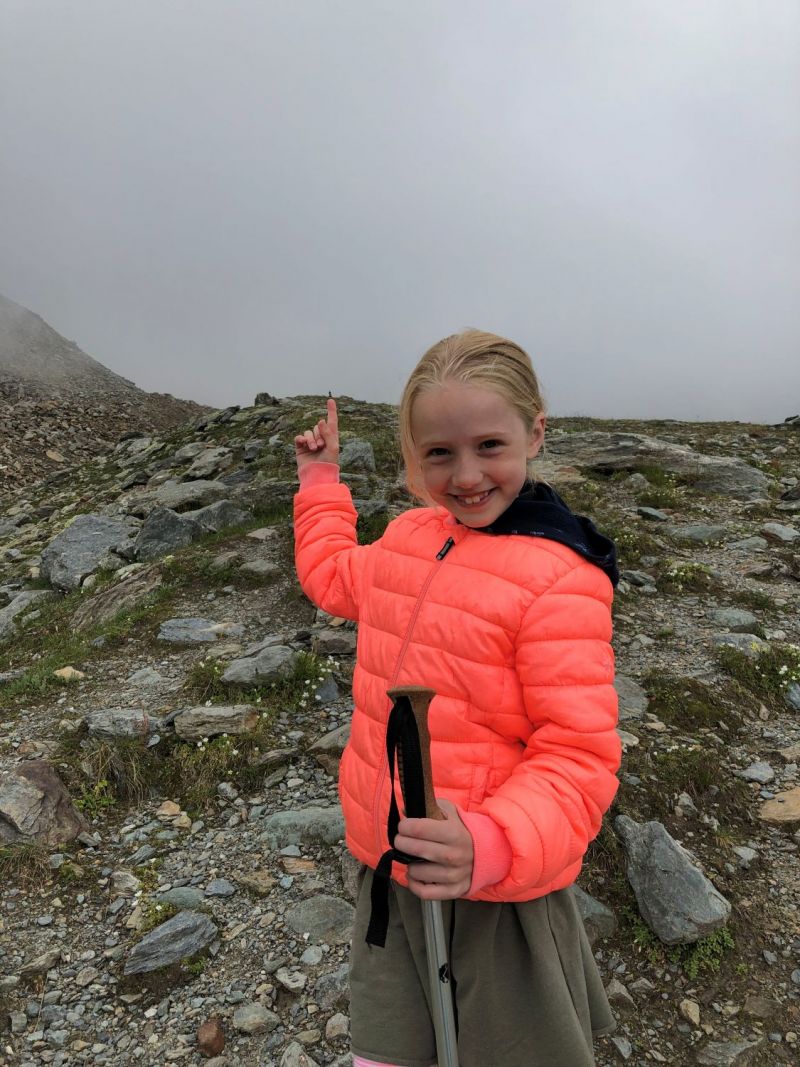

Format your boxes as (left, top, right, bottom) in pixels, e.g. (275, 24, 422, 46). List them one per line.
(0, 582, 175, 707)
(671, 926, 735, 979)
(641, 674, 748, 731)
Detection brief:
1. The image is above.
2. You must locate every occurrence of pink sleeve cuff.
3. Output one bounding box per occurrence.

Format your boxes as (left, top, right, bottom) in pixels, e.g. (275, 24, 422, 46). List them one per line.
(458, 809, 513, 895)
(297, 462, 340, 488)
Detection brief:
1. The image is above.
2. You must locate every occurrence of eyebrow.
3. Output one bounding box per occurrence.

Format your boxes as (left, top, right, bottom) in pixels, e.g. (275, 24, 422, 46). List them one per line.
(418, 431, 509, 448)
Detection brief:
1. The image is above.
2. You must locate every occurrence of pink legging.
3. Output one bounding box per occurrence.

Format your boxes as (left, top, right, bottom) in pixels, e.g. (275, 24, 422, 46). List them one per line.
(353, 1059, 401, 1067)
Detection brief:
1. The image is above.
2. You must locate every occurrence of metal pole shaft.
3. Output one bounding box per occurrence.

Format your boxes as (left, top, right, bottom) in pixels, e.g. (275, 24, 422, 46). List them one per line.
(422, 899, 459, 1067)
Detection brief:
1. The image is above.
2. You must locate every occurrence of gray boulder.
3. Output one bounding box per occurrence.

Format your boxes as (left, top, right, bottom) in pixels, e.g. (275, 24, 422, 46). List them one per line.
(308, 724, 350, 777)
(84, 708, 162, 740)
(71, 565, 162, 631)
(185, 447, 233, 480)
(123, 910, 217, 975)
(0, 761, 87, 846)
(221, 642, 300, 686)
(339, 439, 375, 473)
(695, 1038, 766, 1065)
(571, 885, 618, 945)
(41, 514, 139, 590)
(158, 617, 244, 644)
(615, 816, 730, 945)
(259, 805, 345, 848)
(708, 608, 758, 633)
(153, 479, 229, 512)
(184, 499, 251, 534)
(547, 432, 769, 500)
(614, 675, 649, 722)
(173, 705, 259, 741)
(665, 524, 728, 545)
(284, 895, 354, 944)
(712, 633, 769, 659)
(132, 507, 203, 561)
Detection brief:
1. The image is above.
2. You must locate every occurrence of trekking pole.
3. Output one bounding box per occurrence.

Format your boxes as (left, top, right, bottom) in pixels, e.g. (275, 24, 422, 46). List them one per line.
(387, 686, 459, 1067)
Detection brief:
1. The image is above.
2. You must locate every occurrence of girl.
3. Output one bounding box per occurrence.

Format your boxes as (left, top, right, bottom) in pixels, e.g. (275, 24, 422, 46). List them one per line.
(293, 330, 620, 1067)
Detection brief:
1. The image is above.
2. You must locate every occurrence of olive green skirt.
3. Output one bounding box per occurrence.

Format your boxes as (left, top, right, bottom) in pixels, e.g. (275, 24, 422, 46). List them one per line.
(350, 867, 615, 1067)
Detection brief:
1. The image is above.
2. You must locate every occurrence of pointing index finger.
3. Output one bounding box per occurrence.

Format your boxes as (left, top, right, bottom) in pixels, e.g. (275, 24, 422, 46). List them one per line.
(326, 396, 338, 433)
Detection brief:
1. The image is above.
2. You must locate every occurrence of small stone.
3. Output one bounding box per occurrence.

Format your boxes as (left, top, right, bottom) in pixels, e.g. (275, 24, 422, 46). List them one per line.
(205, 878, 236, 898)
(232, 1003, 279, 1035)
(680, 998, 701, 1026)
(605, 979, 635, 1016)
(759, 787, 800, 825)
(53, 666, 85, 681)
(325, 1013, 349, 1041)
(276, 967, 308, 993)
(196, 1017, 225, 1057)
(736, 762, 774, 784)
(611, 1035, 632, 1060)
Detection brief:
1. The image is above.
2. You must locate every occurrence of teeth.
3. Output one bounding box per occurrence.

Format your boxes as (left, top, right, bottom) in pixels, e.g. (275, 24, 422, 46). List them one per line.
(459, 492, 490, 504)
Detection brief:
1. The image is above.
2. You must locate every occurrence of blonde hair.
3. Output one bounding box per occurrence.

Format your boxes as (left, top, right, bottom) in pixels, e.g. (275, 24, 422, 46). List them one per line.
(398, 329, 547, 504)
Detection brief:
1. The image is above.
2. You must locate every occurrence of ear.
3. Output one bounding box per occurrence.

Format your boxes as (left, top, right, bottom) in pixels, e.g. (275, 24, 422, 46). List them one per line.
(526, 412, 546, 460)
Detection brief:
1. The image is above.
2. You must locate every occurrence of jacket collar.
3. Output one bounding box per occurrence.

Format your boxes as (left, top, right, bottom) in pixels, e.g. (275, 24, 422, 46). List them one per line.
(444, 480, 619, 587)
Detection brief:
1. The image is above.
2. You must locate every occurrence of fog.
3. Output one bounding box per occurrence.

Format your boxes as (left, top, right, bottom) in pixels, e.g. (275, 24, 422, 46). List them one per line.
(1, 1, 798, 421)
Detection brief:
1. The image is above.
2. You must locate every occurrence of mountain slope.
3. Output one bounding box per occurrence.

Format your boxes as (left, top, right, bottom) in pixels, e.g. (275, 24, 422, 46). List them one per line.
(0, 292, 209, 494)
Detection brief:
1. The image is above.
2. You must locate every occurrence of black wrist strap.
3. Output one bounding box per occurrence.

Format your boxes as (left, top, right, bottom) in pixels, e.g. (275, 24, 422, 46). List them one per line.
(365, 694, 427, 948)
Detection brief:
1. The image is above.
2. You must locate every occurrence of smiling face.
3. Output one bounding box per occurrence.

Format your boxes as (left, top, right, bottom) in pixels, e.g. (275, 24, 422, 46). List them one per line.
(410, 379, 545, 527)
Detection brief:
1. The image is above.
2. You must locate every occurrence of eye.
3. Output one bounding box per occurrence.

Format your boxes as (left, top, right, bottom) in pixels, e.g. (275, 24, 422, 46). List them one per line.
(425, 447, 449, 458)
(480, 439, 502, 450)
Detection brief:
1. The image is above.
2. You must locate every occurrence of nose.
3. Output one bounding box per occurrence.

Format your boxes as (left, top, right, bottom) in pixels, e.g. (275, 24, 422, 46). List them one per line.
(451, 454, 482, 490)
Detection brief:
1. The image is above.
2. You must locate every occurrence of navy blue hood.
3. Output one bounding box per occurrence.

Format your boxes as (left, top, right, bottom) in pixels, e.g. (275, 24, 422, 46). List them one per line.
(470, 480, 619, 587)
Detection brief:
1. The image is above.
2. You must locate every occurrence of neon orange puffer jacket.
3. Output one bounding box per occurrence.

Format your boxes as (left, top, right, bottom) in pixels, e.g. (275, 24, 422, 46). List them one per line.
(294, 481, 620, 902)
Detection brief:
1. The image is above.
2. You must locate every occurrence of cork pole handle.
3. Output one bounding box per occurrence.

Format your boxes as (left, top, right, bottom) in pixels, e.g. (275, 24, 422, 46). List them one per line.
(387, 685, 443, 822)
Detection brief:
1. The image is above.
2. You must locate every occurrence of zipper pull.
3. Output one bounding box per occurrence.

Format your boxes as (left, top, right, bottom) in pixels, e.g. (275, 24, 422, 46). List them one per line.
(436, 537, 455, 560)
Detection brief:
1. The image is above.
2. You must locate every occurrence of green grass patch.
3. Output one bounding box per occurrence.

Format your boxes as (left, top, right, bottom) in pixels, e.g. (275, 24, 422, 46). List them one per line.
(58, 652, 334, 813)
(0, 583, 176, 705)
(728, 588, 778, 613)
(0, 842, 51, 886)
(716, 642, 800, 706)
(622, 743, 751, 827)
(623, 466, 686, 509)
(138, 898, 180, 934)
(657, 561, 720, 595)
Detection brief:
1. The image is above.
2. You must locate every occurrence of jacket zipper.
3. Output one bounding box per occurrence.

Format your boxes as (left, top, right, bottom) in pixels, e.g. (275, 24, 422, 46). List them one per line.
(371, 535, 456, 851)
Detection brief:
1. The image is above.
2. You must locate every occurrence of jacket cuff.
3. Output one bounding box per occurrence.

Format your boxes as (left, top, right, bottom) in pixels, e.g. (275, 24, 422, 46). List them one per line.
(458, 809, 513, 894)
(297, 462, 340, 489)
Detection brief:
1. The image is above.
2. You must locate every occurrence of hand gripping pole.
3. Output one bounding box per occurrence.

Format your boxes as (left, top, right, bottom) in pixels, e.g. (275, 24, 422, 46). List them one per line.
(385, 686, 459, 1067)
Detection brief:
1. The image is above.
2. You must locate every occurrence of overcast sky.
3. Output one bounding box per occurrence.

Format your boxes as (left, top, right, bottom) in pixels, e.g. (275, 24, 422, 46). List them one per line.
(1, 1, 798, 422)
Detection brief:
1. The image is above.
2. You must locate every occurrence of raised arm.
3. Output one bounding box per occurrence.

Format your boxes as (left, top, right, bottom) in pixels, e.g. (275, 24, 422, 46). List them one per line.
(293, 396, 367, 621)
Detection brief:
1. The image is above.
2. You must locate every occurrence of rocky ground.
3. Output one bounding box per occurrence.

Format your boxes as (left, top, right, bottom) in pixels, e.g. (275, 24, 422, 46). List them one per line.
(0, 395, 799, 1067)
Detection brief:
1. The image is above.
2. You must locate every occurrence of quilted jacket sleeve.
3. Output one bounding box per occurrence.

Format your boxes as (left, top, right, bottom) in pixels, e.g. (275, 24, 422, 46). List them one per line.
(293, 482, 369, 621)
(479, 558, 621, 897)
